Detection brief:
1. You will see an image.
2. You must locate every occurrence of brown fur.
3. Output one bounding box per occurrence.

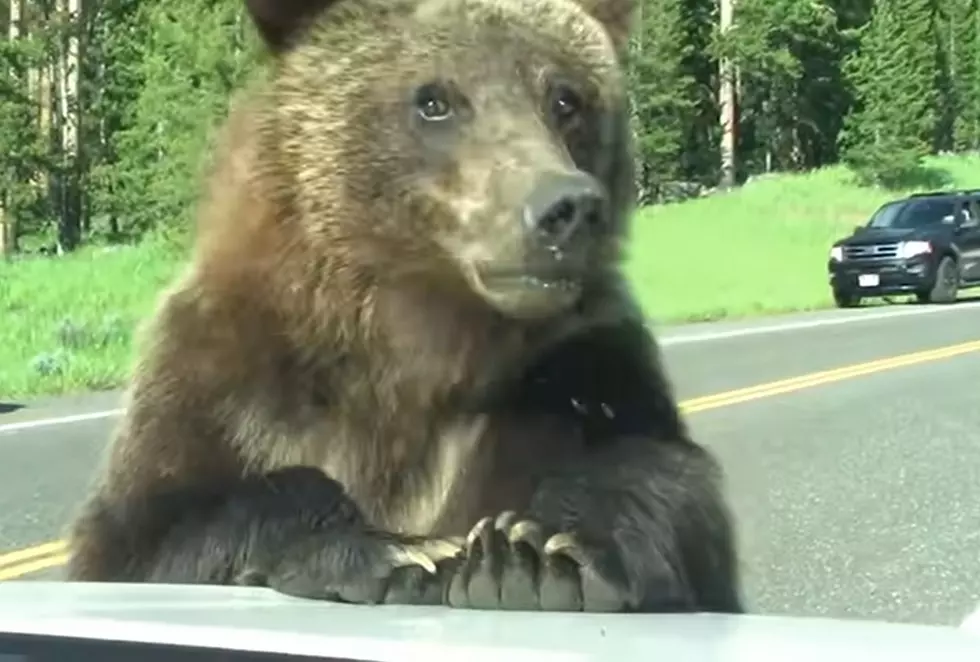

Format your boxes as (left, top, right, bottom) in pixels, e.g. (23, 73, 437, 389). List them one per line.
(66, 0, 743, 613)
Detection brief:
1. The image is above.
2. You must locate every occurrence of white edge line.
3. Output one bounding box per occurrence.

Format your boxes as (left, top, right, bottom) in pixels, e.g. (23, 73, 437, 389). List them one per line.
(0, 409, 124, 435)
(3, 301, 980, 434)
(658, 300, 980, 346)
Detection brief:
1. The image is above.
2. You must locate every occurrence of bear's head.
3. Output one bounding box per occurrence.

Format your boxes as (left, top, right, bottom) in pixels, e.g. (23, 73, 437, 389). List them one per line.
(243, 0, 636, 322)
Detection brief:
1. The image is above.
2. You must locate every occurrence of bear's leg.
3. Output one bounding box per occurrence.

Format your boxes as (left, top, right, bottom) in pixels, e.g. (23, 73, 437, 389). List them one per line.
(68, 466, 464, 606)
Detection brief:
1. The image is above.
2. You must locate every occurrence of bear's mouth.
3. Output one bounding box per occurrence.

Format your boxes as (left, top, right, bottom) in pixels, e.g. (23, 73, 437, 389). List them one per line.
(475, 264, 582, 292)
(483, 273, 578, 291)
(465, 262, 585, 319)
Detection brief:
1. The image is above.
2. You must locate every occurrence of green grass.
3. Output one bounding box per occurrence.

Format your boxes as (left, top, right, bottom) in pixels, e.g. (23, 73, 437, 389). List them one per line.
(0, 240, 181, 398)
(3, 153, 980, 398)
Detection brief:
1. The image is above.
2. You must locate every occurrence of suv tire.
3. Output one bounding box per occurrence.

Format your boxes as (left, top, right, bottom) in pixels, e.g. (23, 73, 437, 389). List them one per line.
(833, 288, 861, 308)
(916, 255, 959, 304)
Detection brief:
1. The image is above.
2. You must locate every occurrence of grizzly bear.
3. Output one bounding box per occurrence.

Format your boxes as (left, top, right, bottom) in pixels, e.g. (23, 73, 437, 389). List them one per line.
(64, 0, 744, 613)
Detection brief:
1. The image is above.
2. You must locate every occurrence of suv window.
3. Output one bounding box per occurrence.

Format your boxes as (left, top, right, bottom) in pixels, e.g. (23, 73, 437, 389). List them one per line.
(866, 201, 905, 228)
(868, 198, 957, 229)
(966, 199, 980, 227)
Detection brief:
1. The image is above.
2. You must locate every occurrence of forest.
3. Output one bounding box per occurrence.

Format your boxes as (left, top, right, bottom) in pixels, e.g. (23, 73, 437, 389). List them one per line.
(0, 0, 977, 257)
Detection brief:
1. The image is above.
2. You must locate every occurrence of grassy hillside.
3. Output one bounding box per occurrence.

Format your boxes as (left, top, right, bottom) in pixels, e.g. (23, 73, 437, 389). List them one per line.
(2, 153, 979, 398)
(625, 154, 980, 322)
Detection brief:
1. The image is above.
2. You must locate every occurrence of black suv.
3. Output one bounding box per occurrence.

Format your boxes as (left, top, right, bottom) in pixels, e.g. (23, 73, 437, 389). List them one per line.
(827, 190, 980, 307)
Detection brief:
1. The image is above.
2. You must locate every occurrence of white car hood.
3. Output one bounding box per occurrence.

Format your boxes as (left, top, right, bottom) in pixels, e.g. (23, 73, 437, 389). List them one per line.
(0, 581, 976, 661)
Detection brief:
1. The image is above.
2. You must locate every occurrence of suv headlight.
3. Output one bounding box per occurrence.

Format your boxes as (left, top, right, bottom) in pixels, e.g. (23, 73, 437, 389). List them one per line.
(829, 246, 843, 261)
(898, 240, 931, 259)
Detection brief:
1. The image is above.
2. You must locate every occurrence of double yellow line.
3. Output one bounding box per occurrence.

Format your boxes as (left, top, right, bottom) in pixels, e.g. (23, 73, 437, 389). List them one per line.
(0, 540, 69, 581)
(2, 338, 980, 581)
(680, 338, 980, 413)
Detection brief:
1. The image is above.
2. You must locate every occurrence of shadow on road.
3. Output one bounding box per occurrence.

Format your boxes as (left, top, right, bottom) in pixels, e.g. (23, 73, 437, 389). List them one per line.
(875, 293, 980, 308)
(0, 403, 25, 415)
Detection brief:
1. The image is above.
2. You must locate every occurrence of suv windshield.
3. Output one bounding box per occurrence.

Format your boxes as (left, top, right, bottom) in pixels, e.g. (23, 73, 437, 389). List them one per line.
(867, 198, 958, 229)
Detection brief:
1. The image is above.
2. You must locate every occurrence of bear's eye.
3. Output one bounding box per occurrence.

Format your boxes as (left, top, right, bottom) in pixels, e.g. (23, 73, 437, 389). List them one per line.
(414, 83, 454, 122)
(549, 83, 583, 123)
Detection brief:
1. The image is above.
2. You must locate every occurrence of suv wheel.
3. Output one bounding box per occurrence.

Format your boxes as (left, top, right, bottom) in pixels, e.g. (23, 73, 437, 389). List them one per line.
(833, 288, 861, 308)
(917, 255, 959, 304)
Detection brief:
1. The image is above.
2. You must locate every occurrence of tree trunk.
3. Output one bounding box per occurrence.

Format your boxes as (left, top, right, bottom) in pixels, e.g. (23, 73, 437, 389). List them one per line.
(56, 0, 81, 252)
(718, 0, 737, 189)
(1, 0, 24, 258)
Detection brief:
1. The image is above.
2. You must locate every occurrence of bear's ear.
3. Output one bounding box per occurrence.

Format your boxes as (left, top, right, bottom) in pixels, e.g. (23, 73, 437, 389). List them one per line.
(572, 0, 636, 53)
(244, 0, 339, 52)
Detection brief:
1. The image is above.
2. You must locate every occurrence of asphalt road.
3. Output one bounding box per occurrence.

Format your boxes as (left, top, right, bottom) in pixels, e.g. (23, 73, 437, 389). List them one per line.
(3, 299, 980, 627)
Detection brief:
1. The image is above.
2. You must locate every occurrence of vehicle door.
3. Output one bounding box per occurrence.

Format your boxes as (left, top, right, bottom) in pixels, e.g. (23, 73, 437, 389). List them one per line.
(955, 198, 980, 283)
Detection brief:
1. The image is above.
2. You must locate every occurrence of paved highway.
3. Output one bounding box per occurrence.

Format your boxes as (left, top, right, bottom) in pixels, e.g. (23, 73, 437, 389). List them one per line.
(2, 299, 980, 627)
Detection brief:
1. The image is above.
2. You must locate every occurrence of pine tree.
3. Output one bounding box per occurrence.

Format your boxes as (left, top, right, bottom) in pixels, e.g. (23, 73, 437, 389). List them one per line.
(714, 0, 838, 174)
(626, 0, 697, 203)
(839, 0, 941, 186)
(939, 0, 980, 150)
(674, 0, 719, 186)
(100, 0, 258, 244)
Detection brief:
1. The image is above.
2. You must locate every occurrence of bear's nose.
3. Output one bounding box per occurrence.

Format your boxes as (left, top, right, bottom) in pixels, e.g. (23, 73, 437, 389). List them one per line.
(521, 171, 606, 249)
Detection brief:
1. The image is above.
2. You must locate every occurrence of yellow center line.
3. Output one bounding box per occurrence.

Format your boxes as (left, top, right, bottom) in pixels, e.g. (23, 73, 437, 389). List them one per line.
(681, 339, 980, 413)
(0, 551, 69, 581)
(0, 540, 67, 568)
(3, 338, 980, 580)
